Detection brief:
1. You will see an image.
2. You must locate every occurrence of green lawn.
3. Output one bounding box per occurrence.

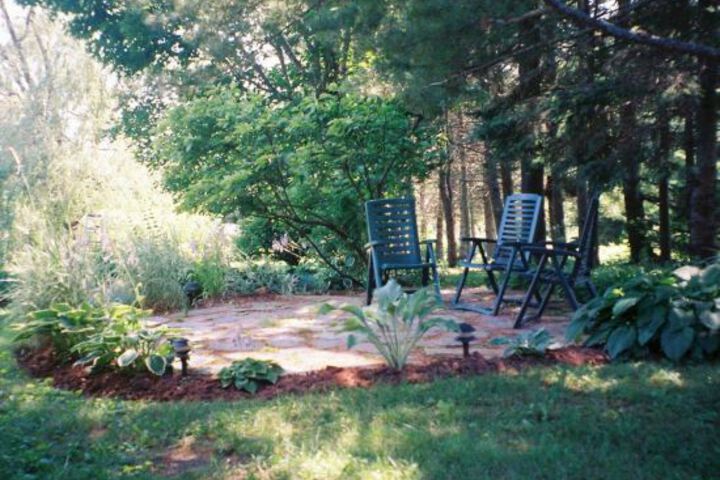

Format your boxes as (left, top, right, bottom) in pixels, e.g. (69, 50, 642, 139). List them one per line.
(1, 326, 719, 480)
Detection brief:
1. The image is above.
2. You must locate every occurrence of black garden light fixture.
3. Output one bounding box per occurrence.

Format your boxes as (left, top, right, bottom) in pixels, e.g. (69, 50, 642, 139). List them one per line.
(171, 337, 191, 376)
(456, 322, 476, 358)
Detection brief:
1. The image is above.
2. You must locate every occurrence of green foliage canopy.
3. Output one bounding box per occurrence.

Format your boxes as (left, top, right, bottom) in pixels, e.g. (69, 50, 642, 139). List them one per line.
(153, 88, 430, 282)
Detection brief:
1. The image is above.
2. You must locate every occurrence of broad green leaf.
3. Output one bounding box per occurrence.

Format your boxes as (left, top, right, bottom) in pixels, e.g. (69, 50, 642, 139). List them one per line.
(612, 297, 639, 318)
(317, 303, 336, 315)
(145, 354, 167, 376)
(117, 349, 139, 367)
(347, 334, 358, 349)
(661, 325, 694, 361)
(606, 325, 637, 359)
(243, 380, 259, 394)
(637, 305, 667, 345)
(699, 310, 720, 331)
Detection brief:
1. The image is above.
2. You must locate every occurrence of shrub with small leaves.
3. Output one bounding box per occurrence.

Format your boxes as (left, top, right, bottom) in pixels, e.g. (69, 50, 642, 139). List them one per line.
(491, 328, 553, 358)
(218, 358, 284, 393)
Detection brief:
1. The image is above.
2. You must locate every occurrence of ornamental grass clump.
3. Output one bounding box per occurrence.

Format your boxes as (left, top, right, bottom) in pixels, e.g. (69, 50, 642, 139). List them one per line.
(320, 280, 457, 370)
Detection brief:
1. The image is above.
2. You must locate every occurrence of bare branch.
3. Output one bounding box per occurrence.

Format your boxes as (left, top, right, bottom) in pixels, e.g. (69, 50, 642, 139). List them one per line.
(543, 0, 720, 59)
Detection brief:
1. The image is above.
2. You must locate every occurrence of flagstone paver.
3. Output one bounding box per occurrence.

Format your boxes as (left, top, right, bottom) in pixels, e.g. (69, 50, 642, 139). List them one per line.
(152, 288, 572, 374)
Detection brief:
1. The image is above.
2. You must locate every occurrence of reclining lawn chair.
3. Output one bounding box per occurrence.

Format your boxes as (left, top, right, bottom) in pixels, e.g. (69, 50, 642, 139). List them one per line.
(453, 193, 543, 315)
(512, 194, 599, 328)
(365, 197, 441, 305)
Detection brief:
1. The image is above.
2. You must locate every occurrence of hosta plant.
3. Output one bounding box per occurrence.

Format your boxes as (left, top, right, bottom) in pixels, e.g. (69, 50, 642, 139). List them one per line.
(491, 328, 553, 358)
(566, 264, 720, 362)
(319, 280, 458, 370)
(218, 358, 283, 394)
(72, 304, 176, 376)
(13, 303, 111, 359)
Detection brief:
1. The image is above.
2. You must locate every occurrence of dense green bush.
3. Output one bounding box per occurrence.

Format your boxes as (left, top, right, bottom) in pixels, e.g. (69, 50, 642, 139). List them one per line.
(567, 264, 720, 361)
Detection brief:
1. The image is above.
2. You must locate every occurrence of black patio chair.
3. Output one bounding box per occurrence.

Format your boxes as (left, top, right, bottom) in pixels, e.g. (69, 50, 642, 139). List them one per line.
(453, 193, 544, 315)
(512, 194, 600, 328)
(365, 197, 441, 305)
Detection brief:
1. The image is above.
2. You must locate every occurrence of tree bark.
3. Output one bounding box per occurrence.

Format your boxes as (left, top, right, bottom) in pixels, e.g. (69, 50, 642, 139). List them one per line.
(484, 149, 504, 231)
(500, 160, 514, 199)
(518, 15, 546, 242)
(619, 100, 648, 263)
(689, 56, 718, 258)
(435, 178, 444, 261)
(547, 173, 566, 242)
(655, 108, 672, 262)
(439, 166, 457, 266)
(682, 110, 696, 236)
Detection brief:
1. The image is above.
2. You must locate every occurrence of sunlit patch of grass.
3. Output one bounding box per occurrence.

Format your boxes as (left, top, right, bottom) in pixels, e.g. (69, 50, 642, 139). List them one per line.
(648, 368, 685, 388)
(560, 369, 620, 392)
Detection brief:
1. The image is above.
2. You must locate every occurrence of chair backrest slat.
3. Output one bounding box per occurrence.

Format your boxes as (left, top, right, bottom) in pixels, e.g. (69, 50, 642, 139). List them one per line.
(495, 193, 543, 263)
(365, 197, 422, 265)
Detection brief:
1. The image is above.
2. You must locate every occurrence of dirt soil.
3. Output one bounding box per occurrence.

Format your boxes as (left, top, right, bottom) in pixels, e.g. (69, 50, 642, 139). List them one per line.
(16, 344, 608, 402)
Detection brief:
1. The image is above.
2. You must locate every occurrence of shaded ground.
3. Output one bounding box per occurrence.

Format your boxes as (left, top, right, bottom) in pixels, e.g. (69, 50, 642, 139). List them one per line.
(17, 341, 606, 401)
(151, 287, 572, 374)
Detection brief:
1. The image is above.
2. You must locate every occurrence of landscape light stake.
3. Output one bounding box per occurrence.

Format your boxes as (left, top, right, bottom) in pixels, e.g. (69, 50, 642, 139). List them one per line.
(171, 338, 191, 376)
(456, 323, 476, 358)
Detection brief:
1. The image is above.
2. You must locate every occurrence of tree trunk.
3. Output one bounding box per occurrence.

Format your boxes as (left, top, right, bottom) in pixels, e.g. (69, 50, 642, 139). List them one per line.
(499, 160, 514, 199)
(655, 108, 672, 262)
(518, 16, 545, 242)
(435, 178, 444, 261)
(458, 115, 472, 244)
(683, 110, 696, 233)
(547, 173, 566, 242)
(689, 56, 718, 258)
(484, 149, 504, 231)
(439, 166, 457, 266)
(619, 102, 648, 263)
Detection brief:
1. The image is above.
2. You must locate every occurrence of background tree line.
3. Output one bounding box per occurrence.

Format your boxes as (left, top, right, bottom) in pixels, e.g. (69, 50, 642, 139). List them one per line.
(13, 0, 719, 280)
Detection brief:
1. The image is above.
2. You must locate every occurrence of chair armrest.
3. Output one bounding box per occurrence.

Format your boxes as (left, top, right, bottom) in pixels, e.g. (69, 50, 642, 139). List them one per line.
(461, 237, 497, 244)
(364, 240, 385, 250)
(521, 245, 582, 258)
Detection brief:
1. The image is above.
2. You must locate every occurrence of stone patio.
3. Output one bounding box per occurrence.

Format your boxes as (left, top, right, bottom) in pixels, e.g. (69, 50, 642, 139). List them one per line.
(151, 288, 572, 374)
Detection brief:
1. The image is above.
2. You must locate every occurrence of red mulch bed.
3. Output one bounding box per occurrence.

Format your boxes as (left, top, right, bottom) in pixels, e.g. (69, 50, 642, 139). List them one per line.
(15, 345, 607, 402)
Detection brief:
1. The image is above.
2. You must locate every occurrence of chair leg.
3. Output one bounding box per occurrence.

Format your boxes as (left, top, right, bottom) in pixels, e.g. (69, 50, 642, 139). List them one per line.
(586, 280, 598, 298)
(431, 266, 442, 304)
(453, 267, 470, 304)
(421, 267, 429, 287)
(491, 269, 512, 316)
(554, 260, 579, 310)
(514, 255, 547, 328)
(486, 269, 500, 295)
(366, 262, 375, 306)
(535, 283, 556, 320)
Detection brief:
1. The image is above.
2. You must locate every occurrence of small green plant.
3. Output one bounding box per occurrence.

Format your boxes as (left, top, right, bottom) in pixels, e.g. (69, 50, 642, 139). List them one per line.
(72, 304, 176, 376)
(13, 303, 107, 359)
(491, 328, 554, 358)
(218, 358, 284, 393)
(567, 264, 720, 362)
(319, 280, 457, 370)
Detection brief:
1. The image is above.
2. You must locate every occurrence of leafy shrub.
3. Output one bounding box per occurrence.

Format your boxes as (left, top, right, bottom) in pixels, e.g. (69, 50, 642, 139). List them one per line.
(72, 304, 176, 375)
(320, 280, 457, 370)
(591, 262, 654, 297)
(491, 328, 553, 358)
(13, 303, 107, 359)
(567, 264, 720, 361)
(190, 256, 226, 299)
(218, 358, 283, 393)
